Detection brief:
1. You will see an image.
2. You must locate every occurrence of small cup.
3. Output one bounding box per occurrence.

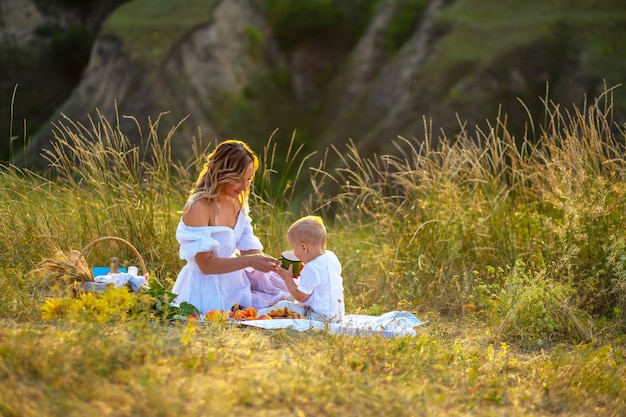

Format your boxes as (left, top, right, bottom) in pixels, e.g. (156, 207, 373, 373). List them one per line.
(279, 250, 302, 277)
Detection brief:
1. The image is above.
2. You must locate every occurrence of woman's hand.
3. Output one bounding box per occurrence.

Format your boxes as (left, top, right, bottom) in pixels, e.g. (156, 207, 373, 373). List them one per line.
(245, 254, 281, 273)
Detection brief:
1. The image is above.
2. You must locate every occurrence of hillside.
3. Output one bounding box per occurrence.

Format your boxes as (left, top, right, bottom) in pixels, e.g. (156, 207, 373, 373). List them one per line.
(2, 0, 626, 169)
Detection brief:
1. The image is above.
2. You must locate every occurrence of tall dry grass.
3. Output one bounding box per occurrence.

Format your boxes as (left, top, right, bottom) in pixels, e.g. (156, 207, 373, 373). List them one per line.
(1, 88, 626, 416)
(3, 111, 188, 275)
(0, 109, 324, 318)
(309, 87, 626, 347)
(2, 86, 625, 347)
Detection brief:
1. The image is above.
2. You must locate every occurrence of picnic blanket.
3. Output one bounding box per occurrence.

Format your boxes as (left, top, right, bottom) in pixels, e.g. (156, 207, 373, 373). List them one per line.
(236, 311, 425, 338)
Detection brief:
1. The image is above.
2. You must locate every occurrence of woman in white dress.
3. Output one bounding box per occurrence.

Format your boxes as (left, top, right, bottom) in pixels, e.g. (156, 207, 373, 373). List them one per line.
(172, 140, 291, 313)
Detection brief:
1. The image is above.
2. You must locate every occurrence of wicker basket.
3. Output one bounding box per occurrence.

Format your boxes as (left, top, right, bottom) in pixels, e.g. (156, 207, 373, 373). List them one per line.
(74, 236, 147, 294)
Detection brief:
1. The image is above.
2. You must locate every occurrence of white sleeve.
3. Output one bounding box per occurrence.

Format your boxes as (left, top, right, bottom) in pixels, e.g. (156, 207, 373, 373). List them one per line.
(176, 221, 220, 261)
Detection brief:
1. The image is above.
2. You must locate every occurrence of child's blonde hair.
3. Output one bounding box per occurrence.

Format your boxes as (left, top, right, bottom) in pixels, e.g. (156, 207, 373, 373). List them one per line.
(288, 215, 327, 247)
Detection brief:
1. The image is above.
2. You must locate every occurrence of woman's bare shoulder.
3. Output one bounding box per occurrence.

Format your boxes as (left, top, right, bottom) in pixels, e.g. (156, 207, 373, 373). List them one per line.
(182, 198, 217, 227)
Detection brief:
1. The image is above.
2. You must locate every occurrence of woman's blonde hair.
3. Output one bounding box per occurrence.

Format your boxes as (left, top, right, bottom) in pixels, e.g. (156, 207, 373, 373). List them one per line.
(288, 216, 327, 247)
(183, 140, 259, 213)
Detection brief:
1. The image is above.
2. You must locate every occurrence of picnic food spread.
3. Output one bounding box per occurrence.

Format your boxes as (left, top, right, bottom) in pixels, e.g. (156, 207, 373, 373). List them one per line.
(203, 304, 307, 322)
(267, 306, 306, 319)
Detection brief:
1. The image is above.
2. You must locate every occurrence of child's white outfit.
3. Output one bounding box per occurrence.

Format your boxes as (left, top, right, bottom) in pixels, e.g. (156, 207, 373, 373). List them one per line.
(298, 250, 344, 320)
(273, 250, 344, 321)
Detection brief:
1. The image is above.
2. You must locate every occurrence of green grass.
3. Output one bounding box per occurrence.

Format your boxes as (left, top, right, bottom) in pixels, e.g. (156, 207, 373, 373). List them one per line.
(1, 87, 626, 415)
(436, 0, 626, 71)
(1, 318, 624, 416)
(103, 0, 215, 65)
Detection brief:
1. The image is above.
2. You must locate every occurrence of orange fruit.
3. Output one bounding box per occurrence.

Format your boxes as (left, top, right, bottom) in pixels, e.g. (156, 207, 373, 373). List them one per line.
(245, 306, 257, 318)
(205, 310, 222, 321)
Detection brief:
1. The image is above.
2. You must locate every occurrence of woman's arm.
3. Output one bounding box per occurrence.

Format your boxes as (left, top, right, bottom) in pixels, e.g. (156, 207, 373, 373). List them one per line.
(239, 249, 262, 255)
(194, 251, 279, 275)
(184, 200, 279, 274)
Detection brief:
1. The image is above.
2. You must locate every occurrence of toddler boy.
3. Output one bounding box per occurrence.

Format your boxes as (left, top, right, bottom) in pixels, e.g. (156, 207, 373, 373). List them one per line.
(274, 215, 345, 321)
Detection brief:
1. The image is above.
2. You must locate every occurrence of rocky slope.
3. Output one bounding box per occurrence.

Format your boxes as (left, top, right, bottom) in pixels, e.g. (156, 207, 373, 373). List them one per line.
(4, 0, 625, 169)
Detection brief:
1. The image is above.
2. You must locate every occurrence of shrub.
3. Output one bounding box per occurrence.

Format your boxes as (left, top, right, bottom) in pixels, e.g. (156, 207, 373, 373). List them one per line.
(49, 26, 96, 81)
(264, 0, 378, 50)
(473, 261, 593, 349)
(384, 0, 427, 54)
(316, 87, 626, 327)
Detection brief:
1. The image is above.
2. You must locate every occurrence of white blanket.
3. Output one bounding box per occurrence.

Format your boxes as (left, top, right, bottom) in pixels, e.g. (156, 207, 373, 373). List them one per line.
(94, 272, 147, 292)
(235, 311, 425, 338)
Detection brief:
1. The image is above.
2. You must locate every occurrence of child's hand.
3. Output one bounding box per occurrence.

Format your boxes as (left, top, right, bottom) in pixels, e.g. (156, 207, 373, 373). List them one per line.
(275, 264, 293, 281)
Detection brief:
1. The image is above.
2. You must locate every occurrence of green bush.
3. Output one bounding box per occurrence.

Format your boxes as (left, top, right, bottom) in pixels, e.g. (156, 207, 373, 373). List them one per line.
(384, 0, 427, 54)
(472, 261, 593, 349)
(264, 0, 378, 50)
(49, 27, 96, 81)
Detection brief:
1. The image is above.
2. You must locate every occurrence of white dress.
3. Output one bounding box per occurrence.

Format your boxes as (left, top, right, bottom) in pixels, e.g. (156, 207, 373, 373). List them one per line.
(172, 208, 291, 314)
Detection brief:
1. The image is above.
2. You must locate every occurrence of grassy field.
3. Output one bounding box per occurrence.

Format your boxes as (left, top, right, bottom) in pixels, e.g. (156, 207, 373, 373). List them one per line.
(103, 0, 216, 65)
(1, 89, 626, 416)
